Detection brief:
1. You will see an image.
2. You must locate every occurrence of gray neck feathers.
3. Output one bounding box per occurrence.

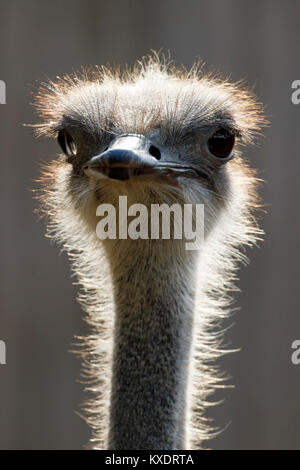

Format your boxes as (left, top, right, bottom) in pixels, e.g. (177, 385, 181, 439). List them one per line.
(106, 243, 198, 450)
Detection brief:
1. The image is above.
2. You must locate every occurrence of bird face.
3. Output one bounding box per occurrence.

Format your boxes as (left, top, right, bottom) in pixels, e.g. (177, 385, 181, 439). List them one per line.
(58, 126, 235, 187)
(52, 80, 241, 207)
(35, 60, 264, 236)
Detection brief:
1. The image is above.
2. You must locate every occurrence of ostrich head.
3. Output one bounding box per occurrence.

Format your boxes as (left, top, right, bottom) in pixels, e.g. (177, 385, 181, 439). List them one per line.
(34, 55, 265, 450)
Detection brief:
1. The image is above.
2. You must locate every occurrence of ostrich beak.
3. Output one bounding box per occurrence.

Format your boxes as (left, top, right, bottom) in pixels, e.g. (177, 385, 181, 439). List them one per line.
(83, 134, 210, 183)
(84, 135, 159, 181)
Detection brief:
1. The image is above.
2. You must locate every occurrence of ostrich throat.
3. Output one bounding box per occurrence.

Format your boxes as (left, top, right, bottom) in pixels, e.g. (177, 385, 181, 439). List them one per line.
(107, 241, 197, 450)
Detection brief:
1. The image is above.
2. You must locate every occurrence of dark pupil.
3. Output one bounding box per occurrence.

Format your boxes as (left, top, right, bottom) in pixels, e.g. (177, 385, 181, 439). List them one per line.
(208, 129, 235, 159)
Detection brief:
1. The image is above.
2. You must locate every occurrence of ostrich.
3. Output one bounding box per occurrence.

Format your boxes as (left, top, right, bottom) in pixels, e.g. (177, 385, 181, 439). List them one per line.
(34, 55, 265, 450)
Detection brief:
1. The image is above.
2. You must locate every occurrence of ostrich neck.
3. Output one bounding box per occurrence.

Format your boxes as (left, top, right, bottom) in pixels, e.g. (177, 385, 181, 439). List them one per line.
(107, 243, 197, 450)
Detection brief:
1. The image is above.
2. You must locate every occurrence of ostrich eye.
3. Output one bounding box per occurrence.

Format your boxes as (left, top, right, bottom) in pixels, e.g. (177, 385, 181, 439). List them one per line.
(208, 128, 235, 160)
(57, 130, 77, 157)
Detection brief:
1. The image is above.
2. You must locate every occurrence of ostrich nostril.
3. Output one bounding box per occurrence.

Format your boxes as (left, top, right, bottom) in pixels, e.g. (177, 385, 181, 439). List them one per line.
(149, 144, 161, 160)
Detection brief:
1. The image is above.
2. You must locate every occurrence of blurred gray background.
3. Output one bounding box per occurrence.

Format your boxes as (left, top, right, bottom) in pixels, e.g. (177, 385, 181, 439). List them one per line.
(0, 0, 299, 449)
